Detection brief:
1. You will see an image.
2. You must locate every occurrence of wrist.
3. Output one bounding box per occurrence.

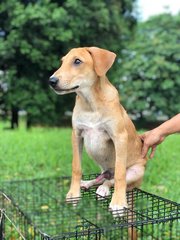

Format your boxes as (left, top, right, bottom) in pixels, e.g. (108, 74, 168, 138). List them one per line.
(155, 126, 168, 138)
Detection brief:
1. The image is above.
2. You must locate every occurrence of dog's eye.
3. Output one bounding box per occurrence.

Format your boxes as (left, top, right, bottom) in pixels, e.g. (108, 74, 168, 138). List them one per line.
(74, 59, 82, 65)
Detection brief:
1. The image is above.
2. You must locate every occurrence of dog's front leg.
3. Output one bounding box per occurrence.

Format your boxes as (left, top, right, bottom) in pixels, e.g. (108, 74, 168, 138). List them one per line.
(66, 129, 83, 202)
(109, 131, 128, 216)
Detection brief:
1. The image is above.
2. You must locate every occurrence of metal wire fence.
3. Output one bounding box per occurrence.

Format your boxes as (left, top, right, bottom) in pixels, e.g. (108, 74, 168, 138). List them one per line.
(0, 174, 179, 239)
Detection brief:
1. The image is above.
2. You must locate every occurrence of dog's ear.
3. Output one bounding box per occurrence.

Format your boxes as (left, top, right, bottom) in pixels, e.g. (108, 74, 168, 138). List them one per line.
(87, 47, 116, 77)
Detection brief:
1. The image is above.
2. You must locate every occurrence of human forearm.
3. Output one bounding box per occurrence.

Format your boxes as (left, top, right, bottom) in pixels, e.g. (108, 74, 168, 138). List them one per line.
(140, 113, 180, 158)
(156, 113, 180, 137)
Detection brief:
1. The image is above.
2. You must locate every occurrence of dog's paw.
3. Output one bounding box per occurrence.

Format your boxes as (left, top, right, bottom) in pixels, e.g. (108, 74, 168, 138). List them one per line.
(96, 184, 110, 200)
(66, 190, 80, 206)
(80, 180, 94, 190)
(109, 201, 128, 218)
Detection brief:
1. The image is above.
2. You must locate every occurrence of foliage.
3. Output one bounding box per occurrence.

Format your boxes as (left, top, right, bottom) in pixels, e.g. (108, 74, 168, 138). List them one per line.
(117, 13, 180, 121)
(0, 0, 137, 125)
(0, 124, 179, 201)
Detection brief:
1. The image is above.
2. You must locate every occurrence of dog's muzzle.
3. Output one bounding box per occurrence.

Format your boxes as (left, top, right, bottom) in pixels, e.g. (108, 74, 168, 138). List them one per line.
(49, 76, 59, 88)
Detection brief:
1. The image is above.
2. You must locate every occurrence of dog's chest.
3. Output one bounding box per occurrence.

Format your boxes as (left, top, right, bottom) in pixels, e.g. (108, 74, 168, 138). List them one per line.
(73, 112, 111, 155)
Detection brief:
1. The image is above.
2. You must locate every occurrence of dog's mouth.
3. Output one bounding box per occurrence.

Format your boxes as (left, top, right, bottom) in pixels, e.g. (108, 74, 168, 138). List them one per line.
(53, 86, 79, 94)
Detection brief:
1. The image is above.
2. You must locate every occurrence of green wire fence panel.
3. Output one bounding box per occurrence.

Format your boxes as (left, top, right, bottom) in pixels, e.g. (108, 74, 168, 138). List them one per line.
(0, 174, 179, 239)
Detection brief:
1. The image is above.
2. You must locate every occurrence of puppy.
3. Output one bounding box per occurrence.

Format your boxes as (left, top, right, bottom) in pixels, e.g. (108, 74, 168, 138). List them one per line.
(49, 47, 146, 216)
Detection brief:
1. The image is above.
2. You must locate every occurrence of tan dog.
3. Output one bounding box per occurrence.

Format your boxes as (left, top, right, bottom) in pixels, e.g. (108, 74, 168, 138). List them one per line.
(49, 47, 146, 216)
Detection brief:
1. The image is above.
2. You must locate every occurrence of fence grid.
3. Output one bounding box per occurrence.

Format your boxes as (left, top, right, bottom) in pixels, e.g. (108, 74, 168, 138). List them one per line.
(0, 174, 179, 239)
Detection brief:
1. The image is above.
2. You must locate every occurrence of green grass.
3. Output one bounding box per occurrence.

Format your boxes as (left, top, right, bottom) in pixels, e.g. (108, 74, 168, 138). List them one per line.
(0, 122, 179, 202)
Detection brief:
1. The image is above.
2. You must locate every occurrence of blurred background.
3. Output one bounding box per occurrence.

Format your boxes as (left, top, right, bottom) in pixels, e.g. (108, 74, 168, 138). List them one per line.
(0, 0, 179, 128)
(0, 0, 179, 201)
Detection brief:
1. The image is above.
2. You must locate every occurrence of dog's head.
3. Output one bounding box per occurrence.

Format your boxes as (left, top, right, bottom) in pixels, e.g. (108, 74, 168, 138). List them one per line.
(49, 47, 116, 95)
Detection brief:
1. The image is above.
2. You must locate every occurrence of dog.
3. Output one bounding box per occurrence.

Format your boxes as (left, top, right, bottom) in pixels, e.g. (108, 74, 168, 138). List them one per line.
(49, 47, 147, 216)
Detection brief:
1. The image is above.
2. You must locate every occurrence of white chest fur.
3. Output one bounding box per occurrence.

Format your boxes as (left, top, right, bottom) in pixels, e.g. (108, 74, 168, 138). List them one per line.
(73, 111, 108, 137)
(73, 111, 115, 170)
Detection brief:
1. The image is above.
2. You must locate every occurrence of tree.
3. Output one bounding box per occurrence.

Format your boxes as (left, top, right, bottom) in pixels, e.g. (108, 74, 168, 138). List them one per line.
(117, 13, 180, 123)
(0, 0, 137, 126)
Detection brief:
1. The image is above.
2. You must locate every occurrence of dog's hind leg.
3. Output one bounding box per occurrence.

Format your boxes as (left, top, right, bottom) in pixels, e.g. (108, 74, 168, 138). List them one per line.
(126, 164, 144, 239)
(96, 164, 145, 199)
(127, 190, 138, 240)
(126, 164, 145, 190)
(81, 170, 113, 190)
(81, 178, 105, 189)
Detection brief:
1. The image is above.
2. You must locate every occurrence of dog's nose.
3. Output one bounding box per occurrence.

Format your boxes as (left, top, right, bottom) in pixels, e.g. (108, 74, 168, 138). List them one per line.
(49, 76, 59, 87)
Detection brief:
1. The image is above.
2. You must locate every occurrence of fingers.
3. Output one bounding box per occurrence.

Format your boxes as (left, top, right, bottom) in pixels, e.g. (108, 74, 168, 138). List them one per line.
(140, 130, 161, 158)
(142, 145, 157, 159)
(141, 144, 149, 158)
(150, 146, 156, 159)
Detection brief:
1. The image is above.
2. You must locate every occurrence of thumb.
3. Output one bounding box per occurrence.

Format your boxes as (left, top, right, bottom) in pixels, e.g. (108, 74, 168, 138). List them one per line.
(139, 133, 145, 139)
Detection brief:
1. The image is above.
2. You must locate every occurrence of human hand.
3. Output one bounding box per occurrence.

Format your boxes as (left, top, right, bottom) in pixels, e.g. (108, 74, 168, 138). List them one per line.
(139, 128, 166, 158)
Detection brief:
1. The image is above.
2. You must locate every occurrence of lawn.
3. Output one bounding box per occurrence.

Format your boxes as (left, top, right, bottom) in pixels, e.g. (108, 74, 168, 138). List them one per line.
(0, 122, 179, 202)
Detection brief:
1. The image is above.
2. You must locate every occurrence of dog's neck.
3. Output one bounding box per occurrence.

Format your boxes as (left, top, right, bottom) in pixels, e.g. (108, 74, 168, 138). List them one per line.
(76, 76, 119, 111)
